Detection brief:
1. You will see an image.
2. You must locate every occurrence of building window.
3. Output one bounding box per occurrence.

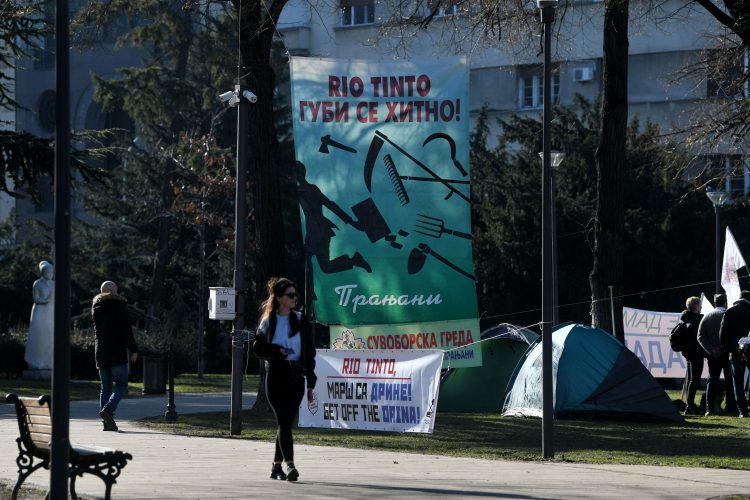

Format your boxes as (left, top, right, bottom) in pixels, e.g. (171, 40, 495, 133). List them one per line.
(702, 155, 749, 196)
(428, 0, 459, 16)
(341, 1, 375, 26)
(518, 66, 560, 109)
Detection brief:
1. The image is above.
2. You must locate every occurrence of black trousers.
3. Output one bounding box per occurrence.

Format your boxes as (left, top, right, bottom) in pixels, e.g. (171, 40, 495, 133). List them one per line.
(685, 353, 704, 407)
(266, 361, 305, 463)
(706, 353, 736, 412)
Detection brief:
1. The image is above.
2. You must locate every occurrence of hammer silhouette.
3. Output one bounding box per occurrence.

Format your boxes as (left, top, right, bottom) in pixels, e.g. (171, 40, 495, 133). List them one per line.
(319, 134, 357, 154)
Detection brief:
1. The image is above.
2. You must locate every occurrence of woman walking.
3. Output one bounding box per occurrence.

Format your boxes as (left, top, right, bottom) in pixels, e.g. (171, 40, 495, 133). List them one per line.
(253, 277, 317, 482)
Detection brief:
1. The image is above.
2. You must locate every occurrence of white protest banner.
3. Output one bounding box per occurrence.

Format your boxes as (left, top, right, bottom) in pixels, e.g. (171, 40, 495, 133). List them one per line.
(299, 349, 443, 433)
(721, 227, 747, 305)
(623, 306, 707, 378)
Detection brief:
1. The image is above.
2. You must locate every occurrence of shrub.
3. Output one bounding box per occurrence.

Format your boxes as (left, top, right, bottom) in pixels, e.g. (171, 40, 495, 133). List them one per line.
(70, 328, 98, 380)
(0, 332, 27, 378)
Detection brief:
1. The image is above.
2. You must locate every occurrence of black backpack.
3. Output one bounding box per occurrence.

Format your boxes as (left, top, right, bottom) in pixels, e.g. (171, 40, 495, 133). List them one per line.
(669, 321, 690, 353)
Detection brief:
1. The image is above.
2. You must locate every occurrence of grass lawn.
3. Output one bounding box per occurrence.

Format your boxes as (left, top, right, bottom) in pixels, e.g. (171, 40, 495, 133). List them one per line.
(138, 393, 750, 470)
(1, 373, 260, 401)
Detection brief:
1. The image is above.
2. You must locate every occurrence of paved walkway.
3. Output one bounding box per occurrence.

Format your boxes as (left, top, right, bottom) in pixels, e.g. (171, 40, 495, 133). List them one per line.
(1, 392, 749, 499)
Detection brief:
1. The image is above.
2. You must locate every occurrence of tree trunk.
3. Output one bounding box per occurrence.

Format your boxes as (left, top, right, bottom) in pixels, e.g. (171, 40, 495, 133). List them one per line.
(238, 0, 287, 411)
(147, 15, 192, 332)
(589, 0, 628, 341)
(148, 159, 175, 331)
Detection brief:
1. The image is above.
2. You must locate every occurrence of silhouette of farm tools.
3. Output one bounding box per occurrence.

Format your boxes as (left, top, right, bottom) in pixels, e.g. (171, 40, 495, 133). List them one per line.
(319, 134, 357, 154)
(407, 243, 475, 280)
(423, 132, 467, 177)
(364, 130, 470, 203)
(414, 214, 471, 240)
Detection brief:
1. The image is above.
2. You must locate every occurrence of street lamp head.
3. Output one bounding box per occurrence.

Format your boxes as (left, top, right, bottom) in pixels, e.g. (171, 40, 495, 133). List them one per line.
(537, 0, 559, 8)
(705, 187, 729, 207)
(538, 151, 566, 169)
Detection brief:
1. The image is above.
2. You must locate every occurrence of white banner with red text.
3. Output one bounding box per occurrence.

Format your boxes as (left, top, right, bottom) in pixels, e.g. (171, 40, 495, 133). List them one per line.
(299, 349, 443, 433)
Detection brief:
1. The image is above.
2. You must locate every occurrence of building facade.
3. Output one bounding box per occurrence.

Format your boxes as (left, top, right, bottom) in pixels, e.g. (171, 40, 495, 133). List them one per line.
(10, 2, 139, 237)
(276, 0, 749, 195)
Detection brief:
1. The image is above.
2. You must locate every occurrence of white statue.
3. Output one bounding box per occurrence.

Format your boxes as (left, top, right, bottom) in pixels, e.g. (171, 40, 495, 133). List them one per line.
(25, 261, 54, 370)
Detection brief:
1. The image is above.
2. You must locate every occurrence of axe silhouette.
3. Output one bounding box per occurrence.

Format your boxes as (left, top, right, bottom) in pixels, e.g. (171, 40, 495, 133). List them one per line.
(319, 135, 357, 154)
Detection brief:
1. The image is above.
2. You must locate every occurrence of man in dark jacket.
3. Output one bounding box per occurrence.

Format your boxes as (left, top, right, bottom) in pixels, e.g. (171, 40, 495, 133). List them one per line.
(698, 294, 736, 415)
(719, 290, 750, 417)
(93, 281, 138, 431)
(680, 296, 705, 415)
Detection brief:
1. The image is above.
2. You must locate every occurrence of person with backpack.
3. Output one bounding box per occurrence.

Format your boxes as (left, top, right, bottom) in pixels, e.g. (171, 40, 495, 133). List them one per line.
(698, 294, 736, 415)
(679, 296, 705, 415)
(719, 290, 750, 418)
(252, 277, 317, 482)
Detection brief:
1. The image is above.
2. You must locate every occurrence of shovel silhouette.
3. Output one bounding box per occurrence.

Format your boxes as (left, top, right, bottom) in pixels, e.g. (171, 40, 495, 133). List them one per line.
(407, 243, 475, 280)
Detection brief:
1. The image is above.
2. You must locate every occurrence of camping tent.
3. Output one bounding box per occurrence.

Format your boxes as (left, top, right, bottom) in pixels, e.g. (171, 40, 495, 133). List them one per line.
(503, 323, 681, 421)
(438, 324, 538, 412)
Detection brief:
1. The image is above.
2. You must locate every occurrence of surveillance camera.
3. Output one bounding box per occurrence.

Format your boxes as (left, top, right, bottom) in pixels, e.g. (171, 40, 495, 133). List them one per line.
(242, 90, 258, 103)
(218, 90, 235, 103)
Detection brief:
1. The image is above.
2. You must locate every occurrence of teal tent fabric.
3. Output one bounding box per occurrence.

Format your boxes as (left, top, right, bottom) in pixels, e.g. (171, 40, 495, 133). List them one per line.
(503, 324, 681, 421)
(438, 324, 538, 412)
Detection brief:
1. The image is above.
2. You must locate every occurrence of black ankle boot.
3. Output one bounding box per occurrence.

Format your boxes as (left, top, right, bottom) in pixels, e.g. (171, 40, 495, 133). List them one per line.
(286, 463, 299, 482)
(270, 463, 286, 480)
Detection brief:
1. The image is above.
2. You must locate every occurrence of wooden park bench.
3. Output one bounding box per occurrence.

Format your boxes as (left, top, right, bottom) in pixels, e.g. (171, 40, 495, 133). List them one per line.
(5, 393, 132, 500)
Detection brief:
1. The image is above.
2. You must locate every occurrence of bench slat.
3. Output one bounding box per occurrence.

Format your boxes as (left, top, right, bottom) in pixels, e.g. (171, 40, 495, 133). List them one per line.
(27, 414, 51, 425)
(30, 431, 51, 443)
(28, 423, 52, 435)
(18, 397, 49, 408)
(23, 406, 51, 417)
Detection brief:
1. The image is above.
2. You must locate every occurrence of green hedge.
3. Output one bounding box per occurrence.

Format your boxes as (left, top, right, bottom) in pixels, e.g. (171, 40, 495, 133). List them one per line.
(0, 333, 26, 378)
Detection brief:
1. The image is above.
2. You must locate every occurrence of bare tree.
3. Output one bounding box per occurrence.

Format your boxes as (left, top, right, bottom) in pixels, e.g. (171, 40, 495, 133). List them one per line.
(589, 0, 628, 339)
(684, 2, 750, 157)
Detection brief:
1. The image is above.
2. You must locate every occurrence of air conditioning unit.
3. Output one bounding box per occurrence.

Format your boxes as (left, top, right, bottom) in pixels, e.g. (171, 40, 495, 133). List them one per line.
(572, 67, 594, 82)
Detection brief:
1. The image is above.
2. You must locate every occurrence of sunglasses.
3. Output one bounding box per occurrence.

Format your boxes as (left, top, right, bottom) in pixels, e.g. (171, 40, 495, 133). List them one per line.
(283, 293, 298, 299)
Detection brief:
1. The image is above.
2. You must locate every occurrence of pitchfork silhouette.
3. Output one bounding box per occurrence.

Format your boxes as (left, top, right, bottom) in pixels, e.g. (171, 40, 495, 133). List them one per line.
(414, 214, 471, 240)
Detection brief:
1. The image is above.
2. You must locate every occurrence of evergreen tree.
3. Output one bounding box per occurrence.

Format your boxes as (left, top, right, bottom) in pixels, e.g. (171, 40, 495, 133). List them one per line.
(75, 1, 239, 335)
(471, 97, 724, 328)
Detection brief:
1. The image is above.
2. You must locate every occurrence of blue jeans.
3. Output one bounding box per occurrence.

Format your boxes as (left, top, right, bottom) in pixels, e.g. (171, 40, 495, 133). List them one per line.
(729, 356, 749, 416)
(99, 363, 129, 413)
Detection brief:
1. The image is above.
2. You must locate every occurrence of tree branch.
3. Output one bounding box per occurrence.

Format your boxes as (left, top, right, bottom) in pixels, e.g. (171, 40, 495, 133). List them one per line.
(694, 0, 736, 32)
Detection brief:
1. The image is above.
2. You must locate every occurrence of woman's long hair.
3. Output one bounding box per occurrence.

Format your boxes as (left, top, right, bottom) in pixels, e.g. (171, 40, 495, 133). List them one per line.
(260, 277, 300, 336)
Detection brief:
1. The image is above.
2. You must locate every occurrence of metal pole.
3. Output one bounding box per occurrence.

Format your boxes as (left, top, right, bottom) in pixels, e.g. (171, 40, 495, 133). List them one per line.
(552, 168, 559, 326)
(50, 0, 71, 496)
(715, 206, 721, 294)
(539, 0, 557, 460)
(165, 343, 178, 421)
(230, 84, 248, 435)
(609, 285, 617, 338)
(198, 218, 205, 378)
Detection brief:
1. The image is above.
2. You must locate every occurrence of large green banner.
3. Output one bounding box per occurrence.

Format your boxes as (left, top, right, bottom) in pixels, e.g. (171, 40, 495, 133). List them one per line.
(290, 57, 477, 326)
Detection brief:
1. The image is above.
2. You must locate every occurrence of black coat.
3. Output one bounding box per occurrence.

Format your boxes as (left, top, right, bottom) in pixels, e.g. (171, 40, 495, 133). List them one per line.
(253, 312, 317, 389)
(719, 299, 750, 356)
(92, 293, 138, 369)
(680, 309, 704, 360)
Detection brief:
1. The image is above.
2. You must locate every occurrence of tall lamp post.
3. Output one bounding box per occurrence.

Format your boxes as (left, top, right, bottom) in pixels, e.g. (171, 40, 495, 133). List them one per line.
(539, 151, 565, 326)
(538, 0, 558, 460)
(218, 84, 257, 435)
(51, 0, 72, 496)
(706, 187, 729, 294)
